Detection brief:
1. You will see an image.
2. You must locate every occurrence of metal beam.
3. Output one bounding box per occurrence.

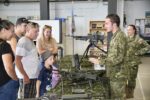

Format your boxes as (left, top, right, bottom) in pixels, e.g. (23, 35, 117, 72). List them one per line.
(0, 0, 99, 3)
(108, 0, 117, 14)
(40, 0, 49, 20)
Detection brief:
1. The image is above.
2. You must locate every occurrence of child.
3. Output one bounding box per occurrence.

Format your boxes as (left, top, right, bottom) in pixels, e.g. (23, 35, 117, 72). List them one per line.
(36, 50, 60, 98)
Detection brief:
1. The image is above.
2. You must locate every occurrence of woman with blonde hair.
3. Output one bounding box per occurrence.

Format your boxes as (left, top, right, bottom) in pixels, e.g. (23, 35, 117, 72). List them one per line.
(36, 25, 58, 55)
(36, 25, 58, 70)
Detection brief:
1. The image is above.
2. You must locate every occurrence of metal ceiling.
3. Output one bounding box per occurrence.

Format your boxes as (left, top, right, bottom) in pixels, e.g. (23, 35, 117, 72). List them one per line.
(0, 0, 104, 3)
(0, 0, 147, 3)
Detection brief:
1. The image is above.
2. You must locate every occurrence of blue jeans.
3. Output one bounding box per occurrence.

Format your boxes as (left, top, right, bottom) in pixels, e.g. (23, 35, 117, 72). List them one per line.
(0, 80, 19, 100)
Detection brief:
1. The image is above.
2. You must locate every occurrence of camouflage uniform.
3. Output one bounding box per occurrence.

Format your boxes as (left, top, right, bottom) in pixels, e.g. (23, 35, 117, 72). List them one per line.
(101, 29, 127, 99)
(125, 35, 149, 98)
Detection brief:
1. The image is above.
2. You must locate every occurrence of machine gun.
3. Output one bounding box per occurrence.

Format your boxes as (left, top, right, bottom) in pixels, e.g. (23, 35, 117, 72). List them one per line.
(45, 55, 111, 100)
(60, 70, 97, 81)
(60, 70, 106, 85)
(69, 32, 107, 68)
(66, 32, 107, 68)
(59, 70, 110, 99)
(72, 32, 105, 45)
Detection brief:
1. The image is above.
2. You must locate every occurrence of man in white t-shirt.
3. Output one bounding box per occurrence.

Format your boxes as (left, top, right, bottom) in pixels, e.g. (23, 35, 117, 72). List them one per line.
(15, 22, 39, 99)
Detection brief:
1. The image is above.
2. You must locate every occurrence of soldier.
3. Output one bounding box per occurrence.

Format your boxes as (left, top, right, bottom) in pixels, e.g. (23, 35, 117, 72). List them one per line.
(125, 25, 150, 98)
(89, 14, 127, 99)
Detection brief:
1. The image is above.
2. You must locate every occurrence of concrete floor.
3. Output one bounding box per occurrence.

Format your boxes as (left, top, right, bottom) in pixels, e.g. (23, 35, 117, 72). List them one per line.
(127, 57, 150, 100)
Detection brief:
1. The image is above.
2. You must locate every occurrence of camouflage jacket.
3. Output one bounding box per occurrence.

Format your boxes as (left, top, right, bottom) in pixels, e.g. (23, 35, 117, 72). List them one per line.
(125, 35, 150, 67)
(101, 29, 127, 79)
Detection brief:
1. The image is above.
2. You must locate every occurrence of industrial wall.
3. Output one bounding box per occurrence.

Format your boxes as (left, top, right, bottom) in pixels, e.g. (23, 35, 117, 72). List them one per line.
(124, 0, 150, 25)
(0, 0, 149, 55)
(0, 1, 108, 55)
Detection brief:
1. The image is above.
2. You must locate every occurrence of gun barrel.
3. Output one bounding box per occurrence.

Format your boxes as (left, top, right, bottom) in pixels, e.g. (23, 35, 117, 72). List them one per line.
(73, 36, 89, 41)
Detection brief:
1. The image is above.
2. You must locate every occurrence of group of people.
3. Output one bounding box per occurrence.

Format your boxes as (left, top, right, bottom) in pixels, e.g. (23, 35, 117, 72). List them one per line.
(0, 13, 149, 100)
(89, 14, 150, 99)
(0, 17, 59, 100)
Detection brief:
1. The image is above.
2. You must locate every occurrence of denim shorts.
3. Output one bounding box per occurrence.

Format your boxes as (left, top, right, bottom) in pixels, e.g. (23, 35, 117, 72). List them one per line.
(0, 80, 19, 100)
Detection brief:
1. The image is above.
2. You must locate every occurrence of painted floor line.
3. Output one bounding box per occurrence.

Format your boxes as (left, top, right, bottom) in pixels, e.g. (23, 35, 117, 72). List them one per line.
(137, 74, 146, 100)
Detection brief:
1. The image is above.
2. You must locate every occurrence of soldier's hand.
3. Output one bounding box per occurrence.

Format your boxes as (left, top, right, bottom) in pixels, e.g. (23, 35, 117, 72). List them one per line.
(138, 39, 143, 44)
(89, 58, 100, 64)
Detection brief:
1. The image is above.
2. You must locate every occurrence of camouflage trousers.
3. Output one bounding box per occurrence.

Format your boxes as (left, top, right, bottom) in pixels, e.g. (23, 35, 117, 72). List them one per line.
(127, 65, 138, 88)
(110, 78, 126, 100)
(125, 65, 138, 98)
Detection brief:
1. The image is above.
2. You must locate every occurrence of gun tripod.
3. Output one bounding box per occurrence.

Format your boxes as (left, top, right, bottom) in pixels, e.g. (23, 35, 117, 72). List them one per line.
(80, 42, 107, 66)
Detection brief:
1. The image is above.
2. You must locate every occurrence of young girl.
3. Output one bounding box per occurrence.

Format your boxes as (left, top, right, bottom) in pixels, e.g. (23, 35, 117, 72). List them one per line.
(36, 50, 60, 98)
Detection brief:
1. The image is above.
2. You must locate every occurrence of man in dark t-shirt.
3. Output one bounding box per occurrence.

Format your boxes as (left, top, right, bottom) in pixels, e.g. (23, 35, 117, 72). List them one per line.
(8, 17, 28, 54)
